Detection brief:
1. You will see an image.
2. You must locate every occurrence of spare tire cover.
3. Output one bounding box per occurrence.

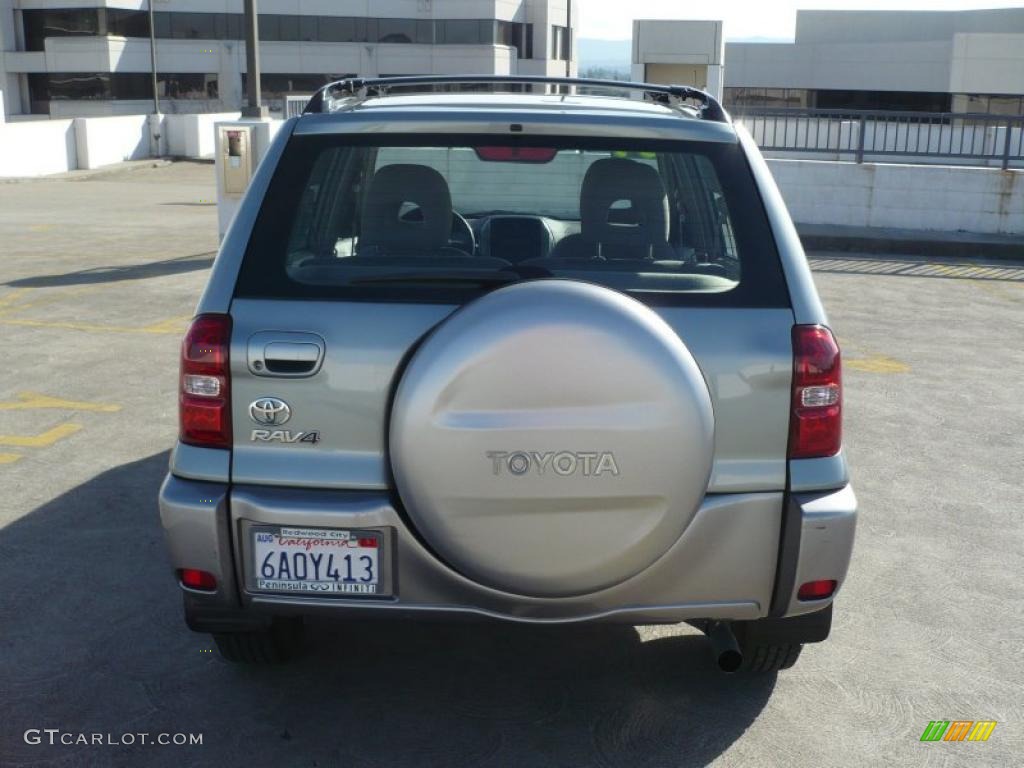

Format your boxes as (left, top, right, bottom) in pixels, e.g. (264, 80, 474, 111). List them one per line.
(390, 280, 714, 597)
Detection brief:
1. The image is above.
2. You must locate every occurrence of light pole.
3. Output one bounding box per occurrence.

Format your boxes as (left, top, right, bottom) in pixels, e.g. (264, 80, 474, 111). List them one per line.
(566, 0, 573, 78)
(148, 1, 160, 114)
(148, 1, 161, 156)
(242, 0, 267, 117)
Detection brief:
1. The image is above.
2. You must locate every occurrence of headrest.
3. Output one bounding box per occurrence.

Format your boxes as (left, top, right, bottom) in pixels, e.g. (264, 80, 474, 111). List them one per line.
(360, 164, 452, 253)
(580, 158, 670, 247)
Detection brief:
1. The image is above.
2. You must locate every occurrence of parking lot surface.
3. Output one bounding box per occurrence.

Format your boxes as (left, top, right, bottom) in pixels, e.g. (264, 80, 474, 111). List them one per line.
(0, 162, 1021, 767)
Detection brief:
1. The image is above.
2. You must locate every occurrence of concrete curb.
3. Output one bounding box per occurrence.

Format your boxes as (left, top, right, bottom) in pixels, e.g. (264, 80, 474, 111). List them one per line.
(797, 224, 1023, 261)
(0, 159, 173, 184)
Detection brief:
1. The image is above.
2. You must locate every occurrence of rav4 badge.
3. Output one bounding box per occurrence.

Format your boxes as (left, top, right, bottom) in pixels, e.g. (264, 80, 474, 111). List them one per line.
(250, 429, 321, 444)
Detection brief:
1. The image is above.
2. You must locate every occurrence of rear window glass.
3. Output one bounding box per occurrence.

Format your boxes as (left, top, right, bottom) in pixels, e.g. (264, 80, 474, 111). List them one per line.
(237, 134, 789, 307)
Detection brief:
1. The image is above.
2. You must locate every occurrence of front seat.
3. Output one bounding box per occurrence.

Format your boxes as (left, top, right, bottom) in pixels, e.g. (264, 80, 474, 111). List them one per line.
(357, 164, 467, 257)
(550, 158, 676, 261)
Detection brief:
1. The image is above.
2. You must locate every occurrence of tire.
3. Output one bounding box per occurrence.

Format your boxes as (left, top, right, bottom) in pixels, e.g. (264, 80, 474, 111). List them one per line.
(213, 618, 304, 664)
(738, 641, 803, 673)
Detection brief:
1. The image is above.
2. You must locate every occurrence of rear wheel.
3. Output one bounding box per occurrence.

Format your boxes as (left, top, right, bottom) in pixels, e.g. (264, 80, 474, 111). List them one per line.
(213, 617, 304, 664)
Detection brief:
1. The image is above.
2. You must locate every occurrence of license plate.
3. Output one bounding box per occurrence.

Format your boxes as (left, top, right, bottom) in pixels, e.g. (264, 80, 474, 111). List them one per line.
(252, 526, 381, 595)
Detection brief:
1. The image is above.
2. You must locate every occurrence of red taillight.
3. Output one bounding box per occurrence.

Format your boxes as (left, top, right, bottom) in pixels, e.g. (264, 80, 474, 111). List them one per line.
(798, 579, 837, 601)
(179, 314, 231, 448)
(789, 325, 842, 459)
(179, 568, 217, 591)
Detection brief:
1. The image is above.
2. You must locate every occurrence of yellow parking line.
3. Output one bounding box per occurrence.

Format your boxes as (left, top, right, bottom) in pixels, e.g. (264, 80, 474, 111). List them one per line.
(0, 452, 23, 464)
(0, 288, 31, 307)
(140, 314, 192, 333)
(0, 317, 185, 335)
(846, 355, 911, 374)
(0, 285, 103, 317)
(0, 392, 121, 413)
(0, 423, 83, 448)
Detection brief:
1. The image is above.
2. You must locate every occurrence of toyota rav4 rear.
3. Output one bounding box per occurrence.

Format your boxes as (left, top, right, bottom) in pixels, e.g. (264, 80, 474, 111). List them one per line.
(159, 77, 856, 672)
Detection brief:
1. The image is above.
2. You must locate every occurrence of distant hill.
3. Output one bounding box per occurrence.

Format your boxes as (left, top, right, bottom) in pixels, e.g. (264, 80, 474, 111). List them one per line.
(577, 34, 793, 80)
(728, 36, 793, 44)
(578, 38, 632, 76)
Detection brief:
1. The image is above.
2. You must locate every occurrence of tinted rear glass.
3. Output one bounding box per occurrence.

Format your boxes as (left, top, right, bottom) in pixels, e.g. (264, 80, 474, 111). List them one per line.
(236, 134, 789, 307)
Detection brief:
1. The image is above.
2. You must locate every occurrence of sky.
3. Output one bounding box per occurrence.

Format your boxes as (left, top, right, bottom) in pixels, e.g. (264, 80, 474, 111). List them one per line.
(576, 0, 1024, 40)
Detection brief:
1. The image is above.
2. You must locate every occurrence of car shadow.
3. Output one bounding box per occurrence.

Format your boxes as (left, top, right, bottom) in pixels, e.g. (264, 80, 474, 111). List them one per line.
(4, 253, 216, 288)
(0, 452, 776, 768)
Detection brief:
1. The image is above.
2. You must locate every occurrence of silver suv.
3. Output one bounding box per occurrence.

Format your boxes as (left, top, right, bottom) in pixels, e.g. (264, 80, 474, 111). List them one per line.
(159, 76, 856, 672)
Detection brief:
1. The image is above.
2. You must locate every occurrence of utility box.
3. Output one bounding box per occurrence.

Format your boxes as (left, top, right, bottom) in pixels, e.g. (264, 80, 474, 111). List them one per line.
(220, 125, 253, 196)
(214, 119, 283, 239)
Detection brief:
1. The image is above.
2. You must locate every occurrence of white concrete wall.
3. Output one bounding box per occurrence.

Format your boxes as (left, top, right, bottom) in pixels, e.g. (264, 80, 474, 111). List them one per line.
(171, 111, 241, 158)
(73, 114, 151, 169)
(725, 40, 954, 93)
(725, 8, 1024, 96)
(0, 111, 244, 175)
(767, 159, 1024, 235)
(794, 7, 1024, 46)
(950, 33, 1024, 96)
(0, 118, 77, 176)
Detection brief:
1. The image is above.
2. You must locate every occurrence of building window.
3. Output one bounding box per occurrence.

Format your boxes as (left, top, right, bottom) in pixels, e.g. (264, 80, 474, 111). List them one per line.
(440, 20, 486, 44)
(106, 10, 150, 39)
(814, 90, 952, 112)
(170, 13, 217, 40)
(258, 14, 281, 42)
(956, 94, 1024, 116)
(23, 11, 548, 54)
(22, 10, 101, 51)
(161, 73, 219, 100)
(551, 25, 571, 60)
(723, 88, 810, 109)
(376, 18, 417, 44)
(316, 17, 353, 43)
(241, 73, 353, 112)
(28, 72, 218, 106)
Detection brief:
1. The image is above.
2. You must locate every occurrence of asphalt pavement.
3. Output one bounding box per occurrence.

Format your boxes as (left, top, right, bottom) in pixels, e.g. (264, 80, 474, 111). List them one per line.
(0, 162, 1021, 767)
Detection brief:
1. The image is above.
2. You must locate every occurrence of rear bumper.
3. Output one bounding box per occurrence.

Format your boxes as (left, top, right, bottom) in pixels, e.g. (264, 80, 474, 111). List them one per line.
(158, 475, 856, 626)
(781, 484, 858, 617)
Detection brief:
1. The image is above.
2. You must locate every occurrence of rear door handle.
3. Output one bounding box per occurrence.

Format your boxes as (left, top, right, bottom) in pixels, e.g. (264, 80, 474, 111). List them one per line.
(247, 332, 325, 377)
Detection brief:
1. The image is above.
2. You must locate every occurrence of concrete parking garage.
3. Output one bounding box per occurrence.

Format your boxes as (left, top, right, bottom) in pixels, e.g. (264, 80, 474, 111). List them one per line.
(0, 162, 1021, 766)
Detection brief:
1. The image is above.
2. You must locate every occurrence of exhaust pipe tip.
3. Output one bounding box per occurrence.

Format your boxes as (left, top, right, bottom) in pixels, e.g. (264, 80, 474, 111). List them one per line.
(717, 647, 743, 674)
(705, 621, 743, 673)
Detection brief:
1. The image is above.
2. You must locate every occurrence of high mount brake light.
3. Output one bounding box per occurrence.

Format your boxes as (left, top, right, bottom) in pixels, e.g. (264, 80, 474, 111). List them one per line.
(474, 146, 558, 163)
(179, 314, 232, 448)
(789, 325, 842, 459)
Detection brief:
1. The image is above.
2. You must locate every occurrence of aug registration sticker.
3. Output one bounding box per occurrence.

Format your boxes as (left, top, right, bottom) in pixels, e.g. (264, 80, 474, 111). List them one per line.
(252, 527, 380, 594)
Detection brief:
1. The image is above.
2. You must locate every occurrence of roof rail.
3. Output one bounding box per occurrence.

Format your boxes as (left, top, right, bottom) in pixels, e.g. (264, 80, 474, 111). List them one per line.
(302, 75, 729, 122)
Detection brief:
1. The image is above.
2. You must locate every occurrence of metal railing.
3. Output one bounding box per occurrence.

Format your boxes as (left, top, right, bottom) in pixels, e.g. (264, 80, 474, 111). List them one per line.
(285, 94, 313, 119)
(731, 107, 1024, 170)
